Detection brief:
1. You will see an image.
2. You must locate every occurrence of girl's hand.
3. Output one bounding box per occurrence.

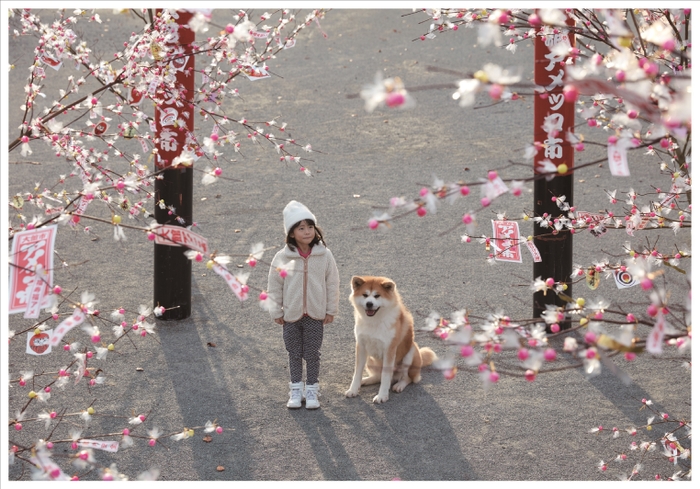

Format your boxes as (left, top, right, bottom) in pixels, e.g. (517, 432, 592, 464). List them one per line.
(323, 314, 334, 325)
(274, 317, 285, 325)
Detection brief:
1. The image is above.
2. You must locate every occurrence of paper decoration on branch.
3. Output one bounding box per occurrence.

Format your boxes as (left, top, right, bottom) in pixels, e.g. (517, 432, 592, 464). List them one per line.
(646, 314, 666, 355)
(241, 65, 271, 81)
(212, 264, 249, 301)
(491, 220, 522, 263)
(525, 240, 542, 263)
(482, 176, 509, 201)
(49, 308, 87, 347)
(40, 53, 62, 71)
(586, 266, 600, 290)
(614, 269, 639, 289)
(608, 140, 631, 176)
(153, 225, 208, 254)
(26, 329, 53, 356)
(93, 120, 109, 136)
(77, 439, 120, 453)
(128, 87, 145, 106)
(9, 225, 57, 315)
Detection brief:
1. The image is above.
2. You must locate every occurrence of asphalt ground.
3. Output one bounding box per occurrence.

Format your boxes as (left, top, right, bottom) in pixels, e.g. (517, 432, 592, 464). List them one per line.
(3, 7, 694, 484)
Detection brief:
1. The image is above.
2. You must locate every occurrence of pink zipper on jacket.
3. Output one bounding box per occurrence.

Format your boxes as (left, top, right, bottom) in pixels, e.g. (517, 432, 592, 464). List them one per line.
(298, 247, 311, 316)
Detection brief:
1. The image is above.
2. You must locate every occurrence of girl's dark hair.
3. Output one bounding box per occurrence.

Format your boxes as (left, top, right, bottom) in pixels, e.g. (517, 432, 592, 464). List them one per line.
(286, 219, 326, 252)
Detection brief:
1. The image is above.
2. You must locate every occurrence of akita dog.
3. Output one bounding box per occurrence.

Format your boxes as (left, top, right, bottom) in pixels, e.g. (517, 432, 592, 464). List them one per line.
(345, 276, 436, 403)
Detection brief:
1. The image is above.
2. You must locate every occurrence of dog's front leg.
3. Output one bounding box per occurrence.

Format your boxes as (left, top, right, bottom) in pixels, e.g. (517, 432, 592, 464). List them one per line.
(345, 341, 368, 398)
(373, 350, 396, 404)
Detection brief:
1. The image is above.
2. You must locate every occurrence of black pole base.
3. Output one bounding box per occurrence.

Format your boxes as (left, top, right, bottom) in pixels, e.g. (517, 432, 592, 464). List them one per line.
(154, 167, 193, 321)
(533, 175, 573, 330)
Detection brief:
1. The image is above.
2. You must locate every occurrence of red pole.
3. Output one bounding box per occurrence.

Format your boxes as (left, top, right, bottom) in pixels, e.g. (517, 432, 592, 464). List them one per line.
(153, 9, 195, 320)
(532, 10, 576, 325)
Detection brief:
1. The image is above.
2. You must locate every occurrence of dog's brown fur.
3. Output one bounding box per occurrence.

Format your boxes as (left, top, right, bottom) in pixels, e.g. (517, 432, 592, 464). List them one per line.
(345, 276, 436, 403)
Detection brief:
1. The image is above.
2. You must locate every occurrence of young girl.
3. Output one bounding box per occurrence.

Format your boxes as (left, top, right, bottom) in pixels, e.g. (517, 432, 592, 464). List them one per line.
(267, 200, 340, 409)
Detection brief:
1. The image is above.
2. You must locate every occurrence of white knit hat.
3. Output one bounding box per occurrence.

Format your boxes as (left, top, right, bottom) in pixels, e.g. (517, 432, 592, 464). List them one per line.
(283, 200, 317, 234)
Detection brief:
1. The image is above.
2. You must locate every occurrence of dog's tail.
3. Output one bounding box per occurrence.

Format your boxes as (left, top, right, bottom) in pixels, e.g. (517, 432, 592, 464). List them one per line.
(419, 347, 437, 367)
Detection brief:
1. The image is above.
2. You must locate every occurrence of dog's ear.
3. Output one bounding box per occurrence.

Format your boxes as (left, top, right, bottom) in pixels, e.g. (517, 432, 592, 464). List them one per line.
(351, 276, 365, 290)
(380, 280, 395, 292)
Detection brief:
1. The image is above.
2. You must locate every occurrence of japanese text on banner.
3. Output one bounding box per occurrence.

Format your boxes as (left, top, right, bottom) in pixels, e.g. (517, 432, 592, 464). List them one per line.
(9, 225, 57, 314)
(491, 220, 522, 263)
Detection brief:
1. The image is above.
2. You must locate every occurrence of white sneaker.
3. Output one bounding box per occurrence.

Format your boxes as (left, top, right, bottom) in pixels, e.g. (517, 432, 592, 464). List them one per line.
(287, 382, 303, 409)
(304, 383, 320, 409)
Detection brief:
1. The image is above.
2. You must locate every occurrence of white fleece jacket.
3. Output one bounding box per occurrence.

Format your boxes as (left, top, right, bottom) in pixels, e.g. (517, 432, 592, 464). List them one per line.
(267, 244, 340, 323)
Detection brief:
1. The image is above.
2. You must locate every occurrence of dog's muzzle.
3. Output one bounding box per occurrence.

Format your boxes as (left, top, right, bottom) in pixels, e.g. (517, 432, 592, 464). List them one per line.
(365, 302, 378, 317)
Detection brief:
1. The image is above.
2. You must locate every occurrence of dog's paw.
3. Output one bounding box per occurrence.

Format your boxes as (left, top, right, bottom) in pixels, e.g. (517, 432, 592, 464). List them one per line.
(392, 381, 408, 393)
(345, 388, 359, 398)
(372, 393, 389, 404)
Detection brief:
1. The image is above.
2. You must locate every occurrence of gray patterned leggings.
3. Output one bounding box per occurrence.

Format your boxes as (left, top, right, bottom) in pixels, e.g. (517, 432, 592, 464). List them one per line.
(283, 316, 324, 384)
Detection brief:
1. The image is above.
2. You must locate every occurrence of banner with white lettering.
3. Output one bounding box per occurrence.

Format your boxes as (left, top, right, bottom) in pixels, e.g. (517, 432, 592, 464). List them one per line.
(9, 226, 57, 314)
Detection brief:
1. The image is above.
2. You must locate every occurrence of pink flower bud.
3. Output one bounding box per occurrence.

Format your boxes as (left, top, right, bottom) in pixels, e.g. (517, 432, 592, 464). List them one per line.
(259, 292, 268, 301)
(385, 92, 405, 107)
(584, 331, 597, 344)
(416, 207, 427, 217)
(488, 84, 503, 100)
(563, 85, 578, 103)
(517, 348, 529, 361)
(544, 348, 557, 361)
(460, 185, 470, 196)
(368, 219, 379, 230)
(525, 370, 536, 382)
